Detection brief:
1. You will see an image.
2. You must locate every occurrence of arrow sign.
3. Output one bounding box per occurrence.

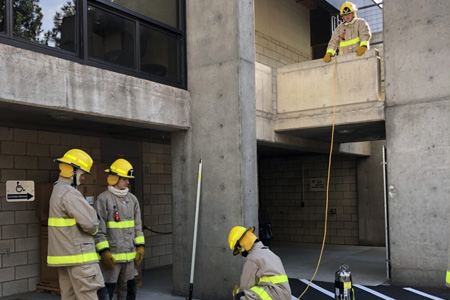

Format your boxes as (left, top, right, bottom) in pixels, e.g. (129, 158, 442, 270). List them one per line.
(6, 180, 35, 202)
(7, 193, 34, 200)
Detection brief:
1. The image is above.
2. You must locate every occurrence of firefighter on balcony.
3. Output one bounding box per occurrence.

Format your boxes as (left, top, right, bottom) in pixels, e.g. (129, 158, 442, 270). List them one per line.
(324, 1, 371, 63)
(95, 158, 145, 300)
(228, 226, 291, 300)
(47, 149, 107, 300)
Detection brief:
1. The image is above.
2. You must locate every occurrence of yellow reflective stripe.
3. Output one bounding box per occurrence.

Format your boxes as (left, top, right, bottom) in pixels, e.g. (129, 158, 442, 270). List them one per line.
(48, 218, 76, 227)
(107, 220, 135, 228)
(92, 228, 98, 236)
(446, 270, 450, 285)
(135, 236, 145, 245)
(326, 48, 335, 55)
(250, 286, 272, 300)
(340, 37, 360, 47)
(65, 154, 77, 160)
(47, 252, 99, 265)
(112, 252, 136, 261)
(258, 275, 289, 284)
(360, 40, 368, 47)
(96, 241, 110, 251)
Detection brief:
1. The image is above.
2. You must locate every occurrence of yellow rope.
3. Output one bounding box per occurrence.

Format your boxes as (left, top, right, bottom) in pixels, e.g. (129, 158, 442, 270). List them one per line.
(297, 57, 338, 299)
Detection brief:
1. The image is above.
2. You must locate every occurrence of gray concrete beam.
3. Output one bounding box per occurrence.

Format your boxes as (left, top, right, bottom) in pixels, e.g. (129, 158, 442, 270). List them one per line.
(0, 44, 190, 131)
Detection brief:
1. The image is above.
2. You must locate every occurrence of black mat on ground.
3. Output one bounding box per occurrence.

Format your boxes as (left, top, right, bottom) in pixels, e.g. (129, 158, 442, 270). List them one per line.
(289, 278, 449, 300)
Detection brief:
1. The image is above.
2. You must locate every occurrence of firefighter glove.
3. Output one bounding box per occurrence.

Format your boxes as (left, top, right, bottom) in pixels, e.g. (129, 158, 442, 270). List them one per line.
(100, 250, 116, 270)
(356, 46, 367, 56)
(232, 285, 240, 297)
(323, 52, 332, 63)
(135, 246, 145, 267)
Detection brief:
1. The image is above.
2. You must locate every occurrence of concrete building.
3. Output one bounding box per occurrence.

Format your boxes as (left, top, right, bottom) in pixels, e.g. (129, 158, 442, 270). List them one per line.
(0, 0, 448, 299)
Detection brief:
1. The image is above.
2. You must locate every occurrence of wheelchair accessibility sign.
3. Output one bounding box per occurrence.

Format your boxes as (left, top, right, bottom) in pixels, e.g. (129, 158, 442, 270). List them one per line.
(6, 180, 35, 202)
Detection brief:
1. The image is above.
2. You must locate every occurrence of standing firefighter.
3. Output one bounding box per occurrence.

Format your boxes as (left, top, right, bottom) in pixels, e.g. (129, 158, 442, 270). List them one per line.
(95, 158, 145, 300)
(228, 226, 291, 300)
(47, 149, 106, 300)
(324, 1, 371, 62)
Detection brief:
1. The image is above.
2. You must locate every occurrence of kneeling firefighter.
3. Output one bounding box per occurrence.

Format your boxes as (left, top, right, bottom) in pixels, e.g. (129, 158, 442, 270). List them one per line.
(228, 226, 291, 300)
(95, 158, 145, 300)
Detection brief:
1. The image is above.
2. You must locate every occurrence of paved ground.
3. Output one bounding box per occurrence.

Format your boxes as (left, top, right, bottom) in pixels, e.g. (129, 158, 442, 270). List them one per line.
(1, 243, 448, 300)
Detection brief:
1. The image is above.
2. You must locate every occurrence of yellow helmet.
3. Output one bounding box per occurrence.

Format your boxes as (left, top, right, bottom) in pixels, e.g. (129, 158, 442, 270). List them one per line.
(55, 149, 93, 174)
(228, 226, 257, 256)
(105, 158, 135, 178)
(340, 2, 357, 15)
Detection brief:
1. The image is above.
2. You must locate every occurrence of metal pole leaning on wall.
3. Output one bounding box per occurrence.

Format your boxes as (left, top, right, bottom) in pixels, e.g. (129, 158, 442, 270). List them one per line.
(186, 159, 203, 300)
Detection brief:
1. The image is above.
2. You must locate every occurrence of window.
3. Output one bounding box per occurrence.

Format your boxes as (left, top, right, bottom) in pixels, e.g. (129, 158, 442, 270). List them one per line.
(0, 0, 186, 88)
(0, 0, 5, 32)
(140, 24, 179, 83)
(87, 5, 135, 69)
(105, 0, 178, 28)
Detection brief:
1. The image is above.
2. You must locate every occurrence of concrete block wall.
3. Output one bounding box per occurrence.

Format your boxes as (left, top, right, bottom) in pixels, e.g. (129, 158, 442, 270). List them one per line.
(0, 126, 102, 297)
(259, 155, 359, 245)
(142, 142, 173, 269)
(255, 30, 311, 112)
(0, 126, 173, 296)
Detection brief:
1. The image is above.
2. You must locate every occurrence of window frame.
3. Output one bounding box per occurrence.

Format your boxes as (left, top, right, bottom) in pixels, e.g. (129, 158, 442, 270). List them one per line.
(0, 0, 186, 89)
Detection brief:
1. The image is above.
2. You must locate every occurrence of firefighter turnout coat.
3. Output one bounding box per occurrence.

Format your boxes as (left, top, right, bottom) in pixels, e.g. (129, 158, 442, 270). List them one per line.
(94, 188, 145, 263)
(326, 18, 371, 55)
(239, 242, 291, 300)
(47, 177, 100, 267)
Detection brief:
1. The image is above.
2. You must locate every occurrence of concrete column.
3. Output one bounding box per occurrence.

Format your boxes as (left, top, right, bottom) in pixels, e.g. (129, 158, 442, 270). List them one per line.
(384, 0, 450, 286)
(172, 1, 258, 299)
(357, 140, 386, 246)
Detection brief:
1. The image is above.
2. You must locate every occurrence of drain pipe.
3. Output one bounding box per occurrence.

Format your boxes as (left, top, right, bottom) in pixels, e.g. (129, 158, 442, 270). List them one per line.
(382, 146, 391, 280)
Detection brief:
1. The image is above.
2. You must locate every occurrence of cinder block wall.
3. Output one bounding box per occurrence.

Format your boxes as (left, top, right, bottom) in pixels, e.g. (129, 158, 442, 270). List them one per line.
(255, 30, 311, 112)
(142, 142, 173, 269)
(0, 126, 172, 296)
(259, 155, 359, 245)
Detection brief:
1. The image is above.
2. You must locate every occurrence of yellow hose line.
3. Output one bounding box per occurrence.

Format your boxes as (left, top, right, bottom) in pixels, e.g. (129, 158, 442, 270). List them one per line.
(297, 57, 338, 299)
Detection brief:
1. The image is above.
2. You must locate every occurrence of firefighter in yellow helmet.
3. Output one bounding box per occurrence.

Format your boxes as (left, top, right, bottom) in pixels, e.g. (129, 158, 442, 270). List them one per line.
(324, 1, 371, 62)
(228, 226, 291, 300)
(47, 149, 107, 300)
(95, 158, 145, 300)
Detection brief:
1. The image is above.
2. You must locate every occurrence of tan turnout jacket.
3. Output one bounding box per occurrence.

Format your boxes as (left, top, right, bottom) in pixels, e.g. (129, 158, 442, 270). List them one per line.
(239, 242, 291, 300)
(326, 18, 371, 55)
(94, 189, 145, 263)
(47, 177, 100, 267)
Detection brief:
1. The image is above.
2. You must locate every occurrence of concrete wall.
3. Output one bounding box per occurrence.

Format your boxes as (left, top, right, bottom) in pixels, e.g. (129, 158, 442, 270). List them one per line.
(254, 0, 311, 112)
(277, 49, 382, 112)
(255, 0, 310, 55)
(259, 155, 359, 245)
(357, 140, 386, 246)
(384, 0, 450, 287)
(172, 1, 258, 299)
(0, 126, 172, 296)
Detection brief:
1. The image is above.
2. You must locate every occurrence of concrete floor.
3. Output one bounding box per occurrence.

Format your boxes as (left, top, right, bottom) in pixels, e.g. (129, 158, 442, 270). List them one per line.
(0, 242, 388, 300)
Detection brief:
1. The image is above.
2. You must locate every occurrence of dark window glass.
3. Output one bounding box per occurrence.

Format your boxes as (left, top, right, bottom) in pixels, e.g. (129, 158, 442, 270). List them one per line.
(13, 0, 77, 52)
(140, 25, 179, 83)
(0, 0, 5, 32)
(87, 5, 135, 69)
(106, 0, 178, 28)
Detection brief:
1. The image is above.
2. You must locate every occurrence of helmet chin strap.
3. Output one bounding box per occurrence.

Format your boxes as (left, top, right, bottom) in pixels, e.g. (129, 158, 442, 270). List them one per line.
(72, 167, 79, 188)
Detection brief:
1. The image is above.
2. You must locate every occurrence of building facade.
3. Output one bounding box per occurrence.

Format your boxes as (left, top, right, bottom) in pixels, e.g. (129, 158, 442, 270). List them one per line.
(0, 0, 448, 299)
